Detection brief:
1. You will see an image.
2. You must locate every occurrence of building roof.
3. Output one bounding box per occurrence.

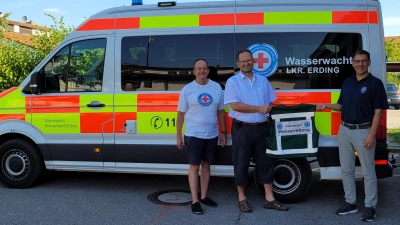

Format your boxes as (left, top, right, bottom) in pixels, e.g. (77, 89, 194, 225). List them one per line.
(385, 36, 400, 43)
(3, 32, 33, 47)
(7, 20, 47, 31)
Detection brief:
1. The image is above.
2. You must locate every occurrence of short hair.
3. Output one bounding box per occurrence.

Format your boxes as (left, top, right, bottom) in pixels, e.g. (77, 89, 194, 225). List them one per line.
(236, 49, 253, 61)
(193, 59, 208, 69)
(352, 49, 370, 60)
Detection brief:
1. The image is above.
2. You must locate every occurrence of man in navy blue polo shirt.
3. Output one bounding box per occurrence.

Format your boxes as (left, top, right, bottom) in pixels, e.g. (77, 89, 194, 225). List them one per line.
(317, 49, 388, 222)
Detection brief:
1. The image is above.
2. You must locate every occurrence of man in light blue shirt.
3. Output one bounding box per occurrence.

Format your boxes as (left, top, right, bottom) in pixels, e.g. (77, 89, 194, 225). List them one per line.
(224, 49, 288, 213)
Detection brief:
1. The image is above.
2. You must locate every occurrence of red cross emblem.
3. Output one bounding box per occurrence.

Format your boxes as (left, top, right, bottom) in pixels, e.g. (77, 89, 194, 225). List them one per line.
(201, 95, 210, 103)
(254, 52, 269, 69)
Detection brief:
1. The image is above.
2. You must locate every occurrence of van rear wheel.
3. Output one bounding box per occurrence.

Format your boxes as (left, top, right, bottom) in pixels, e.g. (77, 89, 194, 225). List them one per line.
(0, 139, 44, 188)
(254, 158, 312, 203)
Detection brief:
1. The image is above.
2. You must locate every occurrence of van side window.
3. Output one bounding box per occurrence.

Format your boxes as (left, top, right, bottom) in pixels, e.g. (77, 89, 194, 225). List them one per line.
(120, 34, 234, 91)
(43, 39, 107, 93)
(235, 32, 362, 89)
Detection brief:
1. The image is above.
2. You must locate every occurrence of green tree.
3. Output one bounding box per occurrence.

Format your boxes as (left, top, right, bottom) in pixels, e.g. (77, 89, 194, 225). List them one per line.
(385, 38, 400, 85)
(0, 12, 12, 37)
(0, 14, 74, 91)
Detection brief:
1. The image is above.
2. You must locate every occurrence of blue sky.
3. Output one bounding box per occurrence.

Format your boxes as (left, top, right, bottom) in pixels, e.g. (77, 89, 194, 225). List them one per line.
(2, 0, 399, 36)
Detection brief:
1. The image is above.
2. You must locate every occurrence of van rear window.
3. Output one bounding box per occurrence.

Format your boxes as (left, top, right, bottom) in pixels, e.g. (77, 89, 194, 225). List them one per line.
(120, 32, 361, 91)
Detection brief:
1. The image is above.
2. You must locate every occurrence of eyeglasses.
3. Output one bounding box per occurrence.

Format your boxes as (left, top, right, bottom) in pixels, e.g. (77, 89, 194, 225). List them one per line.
(237, 59, 253, 64)
(353, 59, 369, 65)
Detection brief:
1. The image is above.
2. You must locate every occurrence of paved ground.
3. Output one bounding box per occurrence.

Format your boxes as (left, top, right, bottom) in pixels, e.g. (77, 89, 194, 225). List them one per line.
(387, 109, 400, 147)
(387, 109, 400, 129)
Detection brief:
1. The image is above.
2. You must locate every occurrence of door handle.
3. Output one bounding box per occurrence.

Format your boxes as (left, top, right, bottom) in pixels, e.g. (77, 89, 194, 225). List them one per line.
(87, 101, 105, 107)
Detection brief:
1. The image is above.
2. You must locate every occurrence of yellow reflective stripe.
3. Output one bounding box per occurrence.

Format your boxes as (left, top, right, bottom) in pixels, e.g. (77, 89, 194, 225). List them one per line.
(140, 15, 199, 28)
(315, 112, 331, 135)
(0, 88, 25, 114)
(137, 112, 177, 134)
(331, 91, 340, 104)
(114, 94, 137, 112)
(264, 11, 332, 25)
(80, 94, 113, 113)
(32, 113, 80, 134)
(224, 105, 230, 112)
(25, 113, 31, 123)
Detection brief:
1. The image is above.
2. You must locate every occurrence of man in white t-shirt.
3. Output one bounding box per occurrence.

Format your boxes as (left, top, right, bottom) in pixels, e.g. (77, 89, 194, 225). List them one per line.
(176, 59, 227, 215)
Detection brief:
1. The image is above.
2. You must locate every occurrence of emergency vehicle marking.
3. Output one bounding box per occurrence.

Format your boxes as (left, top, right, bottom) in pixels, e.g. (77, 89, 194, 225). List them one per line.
(248, 43, 278, 77)
(198, 93, 213, 106)
(0, 88, 28, 122)
(114, 93, 138, 133)
(77, 10, 378, 31)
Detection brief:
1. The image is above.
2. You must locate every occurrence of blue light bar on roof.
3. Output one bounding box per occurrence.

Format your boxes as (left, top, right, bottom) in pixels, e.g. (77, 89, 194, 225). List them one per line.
(132, 0, 143, 5)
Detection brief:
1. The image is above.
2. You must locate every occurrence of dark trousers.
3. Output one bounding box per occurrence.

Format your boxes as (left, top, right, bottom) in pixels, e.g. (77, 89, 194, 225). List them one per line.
(231, 119, 274, 186)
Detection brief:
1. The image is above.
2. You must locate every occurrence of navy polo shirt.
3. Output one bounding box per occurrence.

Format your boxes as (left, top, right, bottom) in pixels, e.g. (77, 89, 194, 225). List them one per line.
(337, 74, 389, 124)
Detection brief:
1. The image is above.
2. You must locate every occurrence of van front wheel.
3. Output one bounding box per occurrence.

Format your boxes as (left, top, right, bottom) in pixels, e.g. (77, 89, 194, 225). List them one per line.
(254, 158, 312, 203)
(0, 139, 44, 188)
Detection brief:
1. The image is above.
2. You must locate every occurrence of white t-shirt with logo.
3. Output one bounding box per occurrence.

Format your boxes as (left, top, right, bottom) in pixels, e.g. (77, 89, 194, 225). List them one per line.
(177, 80, 225, 139)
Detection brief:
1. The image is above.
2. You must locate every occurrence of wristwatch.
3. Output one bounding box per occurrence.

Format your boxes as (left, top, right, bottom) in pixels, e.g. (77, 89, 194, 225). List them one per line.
(221, 131, 227, 134)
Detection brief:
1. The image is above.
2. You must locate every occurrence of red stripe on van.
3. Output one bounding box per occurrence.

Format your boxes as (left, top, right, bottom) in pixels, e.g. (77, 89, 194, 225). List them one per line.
(368, 11, 379, 24)
(0, 114, 25, 121)
(77, 18, 115, 31)
(236, 13, 264, 25)
(0, 87, 18, 98)
(332, 11, 368, 24)
(331, 112, 341, 135)
(274, 92, 331, 105)
(375, 160, 387, 165)
(137, 94, 179, 112)
(116, 18, 140, 29)
(199, 14, 235, 26)
(80, 113, 113, 133)
(30, 96, 80, 113)
(115, 112, 137, 133)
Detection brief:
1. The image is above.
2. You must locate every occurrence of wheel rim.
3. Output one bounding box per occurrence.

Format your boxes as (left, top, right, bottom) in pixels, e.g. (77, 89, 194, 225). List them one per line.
(2, 149, 30, 180)
(273, 159, 301, 194)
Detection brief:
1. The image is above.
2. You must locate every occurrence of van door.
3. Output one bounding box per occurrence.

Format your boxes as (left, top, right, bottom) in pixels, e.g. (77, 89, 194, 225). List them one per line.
(113, 5, 235, 173)
(31, 38, 114, 170)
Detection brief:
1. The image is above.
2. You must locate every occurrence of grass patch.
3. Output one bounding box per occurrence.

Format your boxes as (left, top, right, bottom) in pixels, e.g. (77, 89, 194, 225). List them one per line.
(388, 128, 400, 143)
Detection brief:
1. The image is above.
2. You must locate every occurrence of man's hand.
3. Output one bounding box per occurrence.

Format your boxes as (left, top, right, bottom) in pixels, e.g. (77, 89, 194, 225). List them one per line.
(363, 134, 375, 148)
(177, 135, 184, 150)
(258, 106, 272, 114)
(219, 134, 227, 147)
(316, 104, 326, 111)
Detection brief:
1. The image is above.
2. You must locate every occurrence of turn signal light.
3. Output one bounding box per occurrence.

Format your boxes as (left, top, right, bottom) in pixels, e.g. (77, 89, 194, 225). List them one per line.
(94, 148, 101, 153)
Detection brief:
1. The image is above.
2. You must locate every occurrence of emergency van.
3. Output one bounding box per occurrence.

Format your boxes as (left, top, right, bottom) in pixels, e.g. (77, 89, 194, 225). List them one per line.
(0, 0, 392, 203)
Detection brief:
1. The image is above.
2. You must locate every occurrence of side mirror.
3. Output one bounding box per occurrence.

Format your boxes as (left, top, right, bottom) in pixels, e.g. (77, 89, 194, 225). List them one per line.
(30, 72, 42, 95)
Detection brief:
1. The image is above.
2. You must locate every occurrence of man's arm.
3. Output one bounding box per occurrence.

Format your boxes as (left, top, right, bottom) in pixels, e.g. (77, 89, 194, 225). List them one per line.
(217, 109, 227, 147)
(176, 111, 185, 150)
(230, 102, 271, 114)
(316, 103, 342, 111)
(364, 109, 383, 148)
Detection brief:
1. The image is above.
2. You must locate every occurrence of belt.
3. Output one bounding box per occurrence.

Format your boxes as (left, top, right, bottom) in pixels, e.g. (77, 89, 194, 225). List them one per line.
(341, 121, 371, 130)
(234, 119, 268, 126)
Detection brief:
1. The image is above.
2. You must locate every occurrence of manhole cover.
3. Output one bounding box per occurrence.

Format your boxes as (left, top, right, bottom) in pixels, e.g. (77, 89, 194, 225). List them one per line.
(148, 189, 192, 206)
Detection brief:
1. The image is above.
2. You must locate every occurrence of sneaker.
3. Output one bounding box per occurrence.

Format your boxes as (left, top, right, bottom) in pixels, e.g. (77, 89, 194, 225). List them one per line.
(238, 199, 252, 213)
(191, 202, 203, 215)
(335, 203, 358, 215)
(200, 197, 217, 208)
(361, 207, 376, 222)
(263, 199, 289, 211)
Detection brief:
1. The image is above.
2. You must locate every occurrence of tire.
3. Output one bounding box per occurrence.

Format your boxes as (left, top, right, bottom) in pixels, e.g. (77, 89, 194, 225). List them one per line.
(395, 105, 400, 110)
(0, 139, 44, 188)
(254, 158, 312, 203)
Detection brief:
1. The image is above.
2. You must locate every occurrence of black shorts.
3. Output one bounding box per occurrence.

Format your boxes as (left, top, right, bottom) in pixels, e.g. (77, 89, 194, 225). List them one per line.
(184, 136, 218, 165)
